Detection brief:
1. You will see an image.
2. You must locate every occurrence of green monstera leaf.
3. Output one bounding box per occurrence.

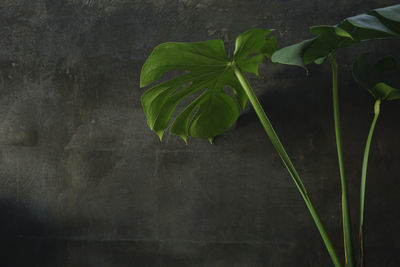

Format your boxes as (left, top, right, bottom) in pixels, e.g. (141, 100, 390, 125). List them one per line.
(272, 4, 400, 69)
(353, 53, 400, 101)
(140, 28, 277, 142)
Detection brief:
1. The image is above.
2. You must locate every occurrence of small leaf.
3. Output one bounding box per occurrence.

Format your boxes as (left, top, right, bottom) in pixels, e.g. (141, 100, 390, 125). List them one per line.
(375, 82, 400, 101)
(335, 27, 354, 39)
(314, 57, 326, 64)
(140, 28, 275, 141)
(271, 39, 314, 70)
(352, 53, 399, 101)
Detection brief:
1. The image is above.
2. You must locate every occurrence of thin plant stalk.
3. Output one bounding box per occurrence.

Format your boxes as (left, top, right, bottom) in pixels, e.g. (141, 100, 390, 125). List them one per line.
(328, 53, 355, 267)
(359, 99, 381, 267)
(233, 65, 342, 267)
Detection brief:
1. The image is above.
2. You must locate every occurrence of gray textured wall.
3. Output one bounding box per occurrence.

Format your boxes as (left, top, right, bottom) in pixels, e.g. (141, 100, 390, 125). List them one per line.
(1, 0, 400, 266)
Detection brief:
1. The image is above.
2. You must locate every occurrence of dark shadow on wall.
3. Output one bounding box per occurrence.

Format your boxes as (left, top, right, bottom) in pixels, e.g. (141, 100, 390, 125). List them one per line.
(0, 197, 56, 267)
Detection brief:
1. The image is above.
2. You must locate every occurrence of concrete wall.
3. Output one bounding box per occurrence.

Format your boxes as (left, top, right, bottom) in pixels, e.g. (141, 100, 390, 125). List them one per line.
(0, 0, 399, 266)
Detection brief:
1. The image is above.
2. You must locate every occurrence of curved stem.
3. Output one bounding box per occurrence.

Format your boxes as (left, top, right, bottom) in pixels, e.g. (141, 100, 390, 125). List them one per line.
(329, 54, 355, 267)
(359, 99, 380, 267)
(233, 65, 342, 267)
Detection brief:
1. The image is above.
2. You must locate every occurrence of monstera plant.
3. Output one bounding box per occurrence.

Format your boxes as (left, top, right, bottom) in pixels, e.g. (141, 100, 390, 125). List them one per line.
(272, 4, 400, 266)
(140, 4, 400, 267)
(140, 29, 341, 265)
(352, 53, 400, 266)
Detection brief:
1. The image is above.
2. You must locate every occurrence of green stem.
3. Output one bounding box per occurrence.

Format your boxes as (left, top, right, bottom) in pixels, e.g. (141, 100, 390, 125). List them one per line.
(233, 65, 342, 267)
(359, 99, 380, 267)
(328, 54, 354, 267)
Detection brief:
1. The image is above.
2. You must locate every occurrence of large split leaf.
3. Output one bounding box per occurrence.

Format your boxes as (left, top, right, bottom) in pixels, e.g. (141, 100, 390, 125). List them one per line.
(140, 28, 277, 142)
(272, 4, 400, 68)
(353, 53, 400, 101)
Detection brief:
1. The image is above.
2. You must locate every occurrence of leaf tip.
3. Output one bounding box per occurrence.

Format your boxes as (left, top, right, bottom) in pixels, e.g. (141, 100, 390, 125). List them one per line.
(156, 130, 164, 142)
(139, 78, 145, 88)
(334, 27, 354, 40)
(180, 135, 188, 145)
(139, 64, 151, 88)
(208, 137, 214, 144)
